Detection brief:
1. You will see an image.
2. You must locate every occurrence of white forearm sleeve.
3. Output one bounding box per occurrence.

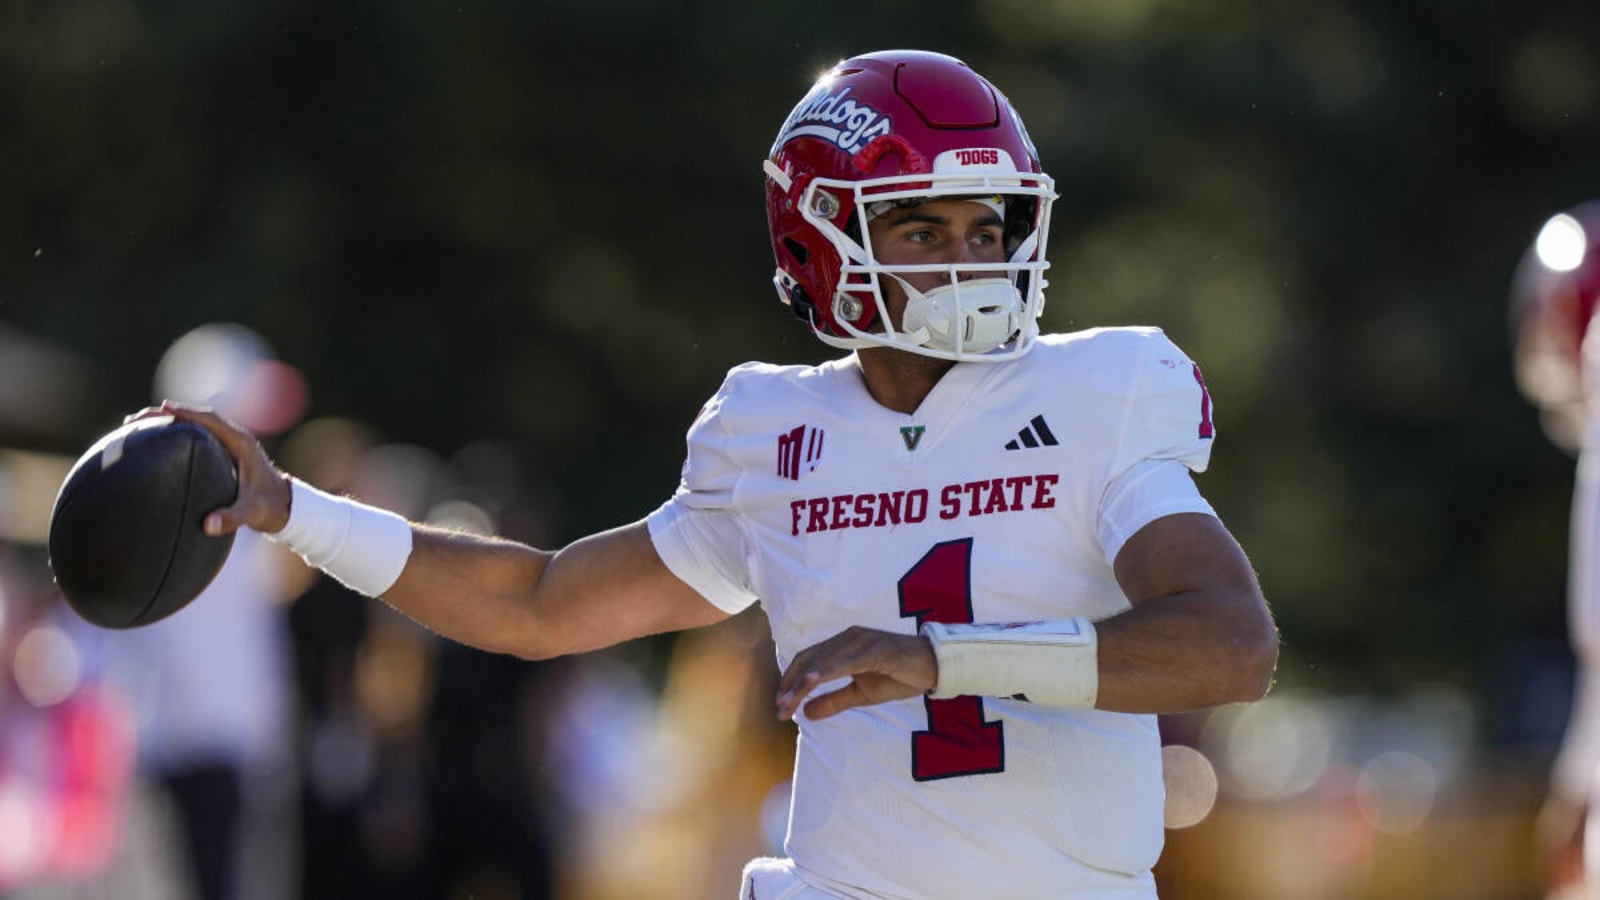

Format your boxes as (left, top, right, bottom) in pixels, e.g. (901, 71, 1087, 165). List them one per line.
(267, 478, 414, 597)
(921, 618, 1099, 708)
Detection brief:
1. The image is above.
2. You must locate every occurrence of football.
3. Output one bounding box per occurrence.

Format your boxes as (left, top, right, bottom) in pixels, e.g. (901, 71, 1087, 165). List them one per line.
(48, 416, 239, 628)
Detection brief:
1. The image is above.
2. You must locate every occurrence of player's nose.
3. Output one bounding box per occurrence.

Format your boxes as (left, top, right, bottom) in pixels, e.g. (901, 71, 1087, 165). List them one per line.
(953, 232, 1006, 276)
(954, 250, 1005, 281)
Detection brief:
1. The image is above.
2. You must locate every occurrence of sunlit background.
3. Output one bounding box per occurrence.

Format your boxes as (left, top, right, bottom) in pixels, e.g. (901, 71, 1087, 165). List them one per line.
(3, 1, 1599, 898)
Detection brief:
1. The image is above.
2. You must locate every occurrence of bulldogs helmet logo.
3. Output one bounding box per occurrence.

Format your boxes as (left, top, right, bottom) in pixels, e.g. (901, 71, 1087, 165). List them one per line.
(773, 85, 893, 155)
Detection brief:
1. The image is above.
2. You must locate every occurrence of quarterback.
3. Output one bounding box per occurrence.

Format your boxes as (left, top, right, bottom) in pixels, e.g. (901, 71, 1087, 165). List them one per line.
(144, 50, 1278, 899)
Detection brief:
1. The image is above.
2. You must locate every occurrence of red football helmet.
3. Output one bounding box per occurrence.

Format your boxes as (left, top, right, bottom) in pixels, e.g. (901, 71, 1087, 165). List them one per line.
(1512, 201, 1600, 448)
(764, 50, 1057, 361)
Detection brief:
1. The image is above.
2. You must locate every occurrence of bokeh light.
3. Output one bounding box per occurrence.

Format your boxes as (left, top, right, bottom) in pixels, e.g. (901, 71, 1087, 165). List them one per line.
(1161, 744, 1219, 829)
(1207, 693, 1333, 802)
(1536, 213, 1587, 272)
(1355, 750, 1437, 835)
(14, 625, 81, 709)
(0, 781, 47, 883)
(152, 323, 309, 435)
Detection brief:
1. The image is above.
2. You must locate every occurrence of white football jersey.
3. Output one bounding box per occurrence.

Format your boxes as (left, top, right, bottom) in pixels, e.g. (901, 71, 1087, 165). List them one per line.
(648, 327, 1218, 899)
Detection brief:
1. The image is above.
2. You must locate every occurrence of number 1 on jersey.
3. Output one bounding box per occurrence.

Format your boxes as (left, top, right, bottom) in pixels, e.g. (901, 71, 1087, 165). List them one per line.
(899, 538, 1005, 781)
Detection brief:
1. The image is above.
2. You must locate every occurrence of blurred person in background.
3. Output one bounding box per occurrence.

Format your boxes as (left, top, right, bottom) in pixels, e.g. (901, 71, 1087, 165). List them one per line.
(273, 417, 415, 899)
(1515, 201, 1600, 900)
(0, 539, 138, 898)
(278, 420, 560, 900)
(143, 50, 1278, 899)
(101, 324, 308, 900)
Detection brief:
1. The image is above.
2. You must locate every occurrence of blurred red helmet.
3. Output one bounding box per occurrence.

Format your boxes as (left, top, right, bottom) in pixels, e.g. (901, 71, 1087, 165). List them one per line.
(763, 50, 1057, 362)
(1511, 201, 1600, 447)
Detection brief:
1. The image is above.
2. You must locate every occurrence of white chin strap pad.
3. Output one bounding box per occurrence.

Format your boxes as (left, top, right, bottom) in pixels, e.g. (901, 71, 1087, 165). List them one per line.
(900, 277, 1023, 355)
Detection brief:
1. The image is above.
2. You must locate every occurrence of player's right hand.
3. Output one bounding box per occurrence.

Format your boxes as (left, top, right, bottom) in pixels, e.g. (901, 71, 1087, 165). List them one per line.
(125, 401, 292, 537)
(776, 625, 938, 721)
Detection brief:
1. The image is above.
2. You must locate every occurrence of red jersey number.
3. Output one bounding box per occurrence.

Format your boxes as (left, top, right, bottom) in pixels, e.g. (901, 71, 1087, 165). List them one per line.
(898, 539, 1005, 781)
(1193, 362, 1215, 439)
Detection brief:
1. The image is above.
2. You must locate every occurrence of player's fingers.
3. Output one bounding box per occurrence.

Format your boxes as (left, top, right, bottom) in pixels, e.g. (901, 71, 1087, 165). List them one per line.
(776, 643, 884, 720)
(158, 402, 294, 534)
(776, 670, 822, 721)
(777, 625, 877, 696)
(202, 505, 249, 537)
(803, 674, 921, 720)
(800, 680, 870, 720)
(158, 402, 258, 458)
(777, 643, 862, 706)
(202, 473, 292, 536)
(776, 639, 832, 698)
(776, 652, 819, 698)
(776, 636, 907, 720)
(122, 406, 166, 425)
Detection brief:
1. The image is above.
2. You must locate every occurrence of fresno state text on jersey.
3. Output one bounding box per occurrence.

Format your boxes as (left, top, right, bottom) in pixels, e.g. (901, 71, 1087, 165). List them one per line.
(788, 472, 1061, 535)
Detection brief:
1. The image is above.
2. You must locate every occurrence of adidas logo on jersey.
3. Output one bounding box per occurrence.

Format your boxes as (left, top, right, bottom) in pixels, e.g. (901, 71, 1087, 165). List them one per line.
(1004, 415, 1058, 451)
(778, 424, 824, 480)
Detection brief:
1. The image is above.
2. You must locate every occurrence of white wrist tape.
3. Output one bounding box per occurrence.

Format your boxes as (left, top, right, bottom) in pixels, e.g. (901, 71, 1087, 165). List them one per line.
(267, 478, 414, 597)
(921, 617, 1098, 708)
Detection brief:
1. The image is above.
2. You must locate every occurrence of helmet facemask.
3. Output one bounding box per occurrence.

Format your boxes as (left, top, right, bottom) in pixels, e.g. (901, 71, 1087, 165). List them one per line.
(798, 168, 1056, 362)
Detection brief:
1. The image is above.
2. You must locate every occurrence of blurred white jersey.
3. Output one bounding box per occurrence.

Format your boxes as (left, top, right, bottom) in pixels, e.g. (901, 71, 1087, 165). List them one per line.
(648, 327, 1217, 899)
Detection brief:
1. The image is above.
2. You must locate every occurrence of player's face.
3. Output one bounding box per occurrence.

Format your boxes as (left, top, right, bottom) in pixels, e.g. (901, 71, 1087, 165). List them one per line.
(866, 198, 1008, 327)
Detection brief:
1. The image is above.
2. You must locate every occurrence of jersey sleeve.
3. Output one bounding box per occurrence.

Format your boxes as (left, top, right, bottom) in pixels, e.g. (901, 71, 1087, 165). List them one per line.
(1097, 458, 1216, 563)
(1095, 330, 1220, 563)
(645, 368, 761, 615)
(1109, 330, 1216, 476)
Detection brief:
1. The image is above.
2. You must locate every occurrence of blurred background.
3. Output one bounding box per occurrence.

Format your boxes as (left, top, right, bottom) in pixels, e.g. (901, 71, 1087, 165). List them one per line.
(2, 0, 1598, 898)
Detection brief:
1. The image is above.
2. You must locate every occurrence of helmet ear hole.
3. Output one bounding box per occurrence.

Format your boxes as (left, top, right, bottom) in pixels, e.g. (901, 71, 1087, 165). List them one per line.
(783, 237, 810, 266)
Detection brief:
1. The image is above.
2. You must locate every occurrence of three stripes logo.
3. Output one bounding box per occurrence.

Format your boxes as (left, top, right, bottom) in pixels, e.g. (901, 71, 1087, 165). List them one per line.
(777, 424, 825, 480)
(1004, 415, 1059, 451)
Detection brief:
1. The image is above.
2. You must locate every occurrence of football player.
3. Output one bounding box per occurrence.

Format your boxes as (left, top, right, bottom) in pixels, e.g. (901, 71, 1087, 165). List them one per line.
(144, 50, 1279, 899)
(1514, 201, 1600, 900)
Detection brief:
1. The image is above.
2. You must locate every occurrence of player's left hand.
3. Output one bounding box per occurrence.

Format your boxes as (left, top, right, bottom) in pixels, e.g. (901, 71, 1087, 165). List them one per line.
(776, 626, 937, 721)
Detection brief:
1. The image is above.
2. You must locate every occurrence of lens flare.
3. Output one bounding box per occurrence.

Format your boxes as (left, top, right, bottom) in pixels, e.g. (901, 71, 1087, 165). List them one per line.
(1536, 213, 1587, 272)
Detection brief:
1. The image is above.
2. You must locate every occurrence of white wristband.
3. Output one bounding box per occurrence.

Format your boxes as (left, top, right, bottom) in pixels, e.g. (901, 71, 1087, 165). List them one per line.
(921, 617, 1098, 708)
(267, 478, 414, 597)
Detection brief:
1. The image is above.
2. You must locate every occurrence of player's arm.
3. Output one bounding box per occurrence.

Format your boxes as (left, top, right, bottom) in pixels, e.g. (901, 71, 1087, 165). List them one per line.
(1094, 511, 1276, 712)
(774, 512, 1277, 721)
(150, 403, 731, 659)
(386, 521, 730, 658)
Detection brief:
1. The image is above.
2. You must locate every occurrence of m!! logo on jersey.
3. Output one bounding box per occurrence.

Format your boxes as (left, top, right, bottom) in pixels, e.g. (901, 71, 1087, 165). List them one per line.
(778, 424, 825, 480)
